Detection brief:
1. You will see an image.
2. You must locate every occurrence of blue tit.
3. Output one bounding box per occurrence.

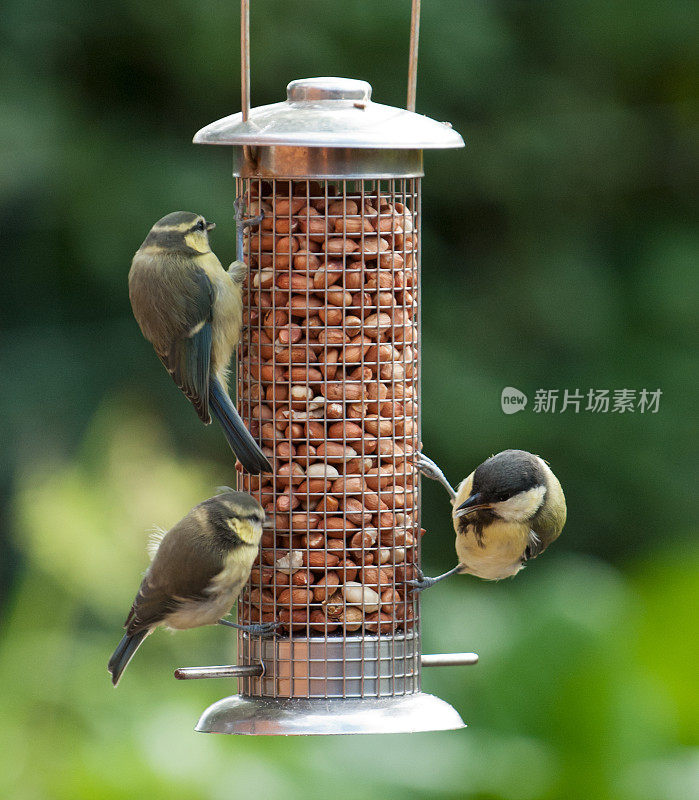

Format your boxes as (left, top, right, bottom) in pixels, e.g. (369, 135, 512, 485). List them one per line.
(128, 208, 271, 473)
(108, 490, 278, 686)
(411, 449, 567, 589)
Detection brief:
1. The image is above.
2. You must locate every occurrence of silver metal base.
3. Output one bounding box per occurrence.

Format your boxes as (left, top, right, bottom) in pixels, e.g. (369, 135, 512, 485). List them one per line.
(195, 693, 465, 736)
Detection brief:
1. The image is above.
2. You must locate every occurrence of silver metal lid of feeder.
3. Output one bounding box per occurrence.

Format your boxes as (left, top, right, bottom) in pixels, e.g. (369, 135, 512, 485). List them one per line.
(193, 77, 465, 150)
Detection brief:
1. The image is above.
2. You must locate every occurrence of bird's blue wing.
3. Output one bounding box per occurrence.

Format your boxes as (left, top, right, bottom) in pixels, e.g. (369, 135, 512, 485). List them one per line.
(159, 268, 214, 423)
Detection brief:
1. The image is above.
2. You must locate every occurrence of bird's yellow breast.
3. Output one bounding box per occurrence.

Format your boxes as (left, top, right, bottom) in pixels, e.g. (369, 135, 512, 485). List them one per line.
(164, 541, 258, 630)
(451, 471, 528, 580)
(207, 543, 258, 599)
(194, 252, 242, 376)
(454, 519, 529, 580)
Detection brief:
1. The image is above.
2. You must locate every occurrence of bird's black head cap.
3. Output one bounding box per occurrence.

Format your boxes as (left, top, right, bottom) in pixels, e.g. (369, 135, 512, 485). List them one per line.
(472, 449, 545, 503)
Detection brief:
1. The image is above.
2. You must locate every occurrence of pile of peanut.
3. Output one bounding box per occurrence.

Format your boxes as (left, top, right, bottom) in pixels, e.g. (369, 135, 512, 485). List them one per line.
(238, 179, 421, 636)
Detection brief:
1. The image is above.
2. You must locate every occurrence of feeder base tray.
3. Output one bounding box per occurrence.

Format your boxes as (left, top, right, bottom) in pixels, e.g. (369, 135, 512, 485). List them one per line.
(194, 692, 465, 736)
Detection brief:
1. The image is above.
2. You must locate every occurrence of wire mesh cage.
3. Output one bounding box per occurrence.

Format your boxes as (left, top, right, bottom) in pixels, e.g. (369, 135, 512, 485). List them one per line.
(237, 177, 422, 701)
(175, 5, 477, 735)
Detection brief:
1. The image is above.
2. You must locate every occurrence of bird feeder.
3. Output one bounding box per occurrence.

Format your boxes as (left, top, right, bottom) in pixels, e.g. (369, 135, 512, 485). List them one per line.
(175, 1, 478, 735)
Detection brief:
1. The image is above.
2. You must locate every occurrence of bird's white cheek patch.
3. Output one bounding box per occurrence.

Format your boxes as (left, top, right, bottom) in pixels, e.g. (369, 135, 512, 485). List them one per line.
(494, 485, 546, 521)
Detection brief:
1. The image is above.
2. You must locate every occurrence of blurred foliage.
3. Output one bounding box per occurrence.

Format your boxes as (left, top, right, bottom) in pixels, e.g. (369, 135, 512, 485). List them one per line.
(3, 410, 697, 800)
(0, 1, 696, 798)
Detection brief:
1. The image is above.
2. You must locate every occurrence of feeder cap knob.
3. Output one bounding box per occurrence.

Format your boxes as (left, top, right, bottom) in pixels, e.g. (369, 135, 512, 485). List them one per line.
(287, 77, 372, 104)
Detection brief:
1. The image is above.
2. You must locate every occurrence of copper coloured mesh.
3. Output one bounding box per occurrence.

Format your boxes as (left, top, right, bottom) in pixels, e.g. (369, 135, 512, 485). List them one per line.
(236, 178, 422, 657)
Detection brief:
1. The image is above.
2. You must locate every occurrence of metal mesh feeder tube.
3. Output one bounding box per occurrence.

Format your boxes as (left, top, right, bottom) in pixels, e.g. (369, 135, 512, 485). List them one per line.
(184, 77, 474, 735)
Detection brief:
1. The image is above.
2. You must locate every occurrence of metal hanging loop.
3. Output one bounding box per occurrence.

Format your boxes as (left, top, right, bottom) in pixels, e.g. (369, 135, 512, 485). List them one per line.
(240, 0, 251, 121)
(239, 0, 422, 116)
(407, 0, 421, 111)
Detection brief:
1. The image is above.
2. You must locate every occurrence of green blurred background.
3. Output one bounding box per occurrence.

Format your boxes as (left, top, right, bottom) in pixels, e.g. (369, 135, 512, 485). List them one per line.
(1, 1, 697, 798)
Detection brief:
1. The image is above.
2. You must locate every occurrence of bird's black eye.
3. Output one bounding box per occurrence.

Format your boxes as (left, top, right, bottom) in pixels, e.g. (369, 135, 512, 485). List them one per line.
(196, 220, 206, 231)
(496, 491, 511, 502)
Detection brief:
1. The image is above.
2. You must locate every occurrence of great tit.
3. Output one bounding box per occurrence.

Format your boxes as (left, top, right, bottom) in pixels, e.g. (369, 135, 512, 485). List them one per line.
(412, 449, 566, 588)
(128, 205, 271, 473)
(108, 490, 277, 686)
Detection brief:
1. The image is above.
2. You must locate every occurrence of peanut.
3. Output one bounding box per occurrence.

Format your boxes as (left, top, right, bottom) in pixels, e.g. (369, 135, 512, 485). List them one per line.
(312, 572, 340, 602)
(277, 587, 313, 607)
(343, 582, 380, 613)
(239, 182, 421, 634)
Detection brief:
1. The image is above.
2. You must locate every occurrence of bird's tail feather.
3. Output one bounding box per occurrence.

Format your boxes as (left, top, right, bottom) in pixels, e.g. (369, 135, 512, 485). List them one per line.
(108, 630, 150, 687)
(210, 378, 272, 473)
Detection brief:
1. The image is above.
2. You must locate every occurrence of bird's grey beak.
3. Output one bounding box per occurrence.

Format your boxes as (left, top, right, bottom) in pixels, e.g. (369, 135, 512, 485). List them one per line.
(454, 492, 491, 518)
(206, 221, 216, 231)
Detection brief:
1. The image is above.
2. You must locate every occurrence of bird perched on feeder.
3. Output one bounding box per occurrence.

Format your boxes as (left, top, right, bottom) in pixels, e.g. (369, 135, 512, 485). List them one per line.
(108, 489, 278, 686)
(128, 203, 271, 473)
(410, 449, 566, 588)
